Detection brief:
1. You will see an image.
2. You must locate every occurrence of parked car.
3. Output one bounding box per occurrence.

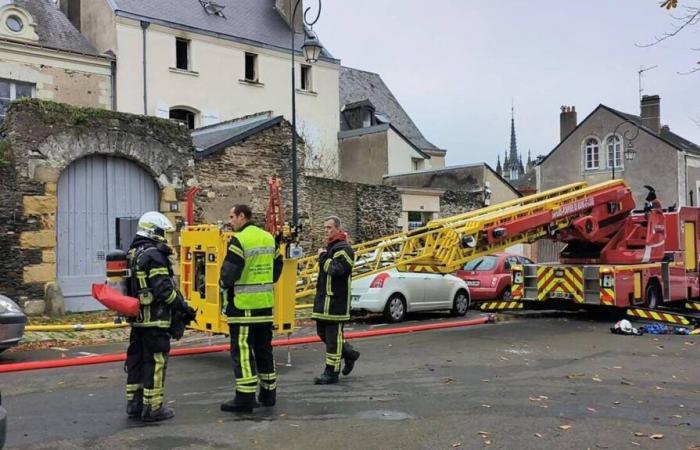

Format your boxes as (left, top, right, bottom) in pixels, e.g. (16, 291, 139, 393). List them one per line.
(351, 269, 470, 323)
(0, 294, 27, 353)
(454, 253, 533, 301)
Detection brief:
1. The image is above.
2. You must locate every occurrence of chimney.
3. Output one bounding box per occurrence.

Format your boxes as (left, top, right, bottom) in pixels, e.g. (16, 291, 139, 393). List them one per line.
(560, 105, 577, 141)
(641, 95, 661, 134)
(275, 0, 304, 33)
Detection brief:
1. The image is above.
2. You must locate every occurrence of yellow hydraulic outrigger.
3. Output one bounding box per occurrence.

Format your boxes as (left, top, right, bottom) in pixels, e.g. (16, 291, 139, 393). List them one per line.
(180, 179, 628, 334)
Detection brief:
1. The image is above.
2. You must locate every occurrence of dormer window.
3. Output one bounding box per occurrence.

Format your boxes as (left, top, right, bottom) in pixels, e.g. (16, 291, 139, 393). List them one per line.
(5, 15, 22, 32)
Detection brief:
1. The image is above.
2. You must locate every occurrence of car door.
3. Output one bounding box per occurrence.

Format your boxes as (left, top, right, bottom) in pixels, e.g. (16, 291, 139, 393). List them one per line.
(394, 271, 425, 311)
(421, 273, 454, 310)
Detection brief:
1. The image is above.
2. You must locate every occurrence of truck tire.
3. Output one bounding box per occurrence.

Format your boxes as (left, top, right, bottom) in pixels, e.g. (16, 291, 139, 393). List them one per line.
(645, 281, 661, 309)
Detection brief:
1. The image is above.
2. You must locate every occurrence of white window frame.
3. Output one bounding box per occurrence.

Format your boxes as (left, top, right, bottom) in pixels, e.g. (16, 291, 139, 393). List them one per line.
(583, 137, 600, 170)
(0, 79, 35, 122)
(300, 64, 312, 91)
(604, 133, 623, 169)
(244, 52, 259, 82)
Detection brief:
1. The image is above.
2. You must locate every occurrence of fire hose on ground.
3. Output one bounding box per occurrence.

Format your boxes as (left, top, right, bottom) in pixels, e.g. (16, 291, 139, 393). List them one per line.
(25, 304, 316, 332)
(0, 316, 493, 373)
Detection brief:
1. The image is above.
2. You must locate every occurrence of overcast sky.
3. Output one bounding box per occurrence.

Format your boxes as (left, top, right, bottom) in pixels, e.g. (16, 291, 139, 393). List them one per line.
(315, 0, 700, 168)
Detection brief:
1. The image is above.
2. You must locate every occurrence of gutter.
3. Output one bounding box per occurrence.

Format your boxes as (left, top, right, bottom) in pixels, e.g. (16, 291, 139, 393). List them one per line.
(140, 21, 149, 115)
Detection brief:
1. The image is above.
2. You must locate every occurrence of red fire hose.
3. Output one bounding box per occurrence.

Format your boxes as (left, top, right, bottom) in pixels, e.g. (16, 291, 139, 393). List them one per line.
(0, 316, 492, 374)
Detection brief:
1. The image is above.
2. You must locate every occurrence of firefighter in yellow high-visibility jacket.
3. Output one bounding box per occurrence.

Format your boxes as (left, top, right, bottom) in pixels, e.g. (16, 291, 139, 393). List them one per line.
(219, 205, 283, 414)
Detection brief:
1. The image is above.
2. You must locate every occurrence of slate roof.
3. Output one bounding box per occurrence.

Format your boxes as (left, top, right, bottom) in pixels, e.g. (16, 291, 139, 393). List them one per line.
(339, 66, 445, 155)
(192, 111, 283, 158)
(8, 0, 100, 55)
(107, 0, 336, 60)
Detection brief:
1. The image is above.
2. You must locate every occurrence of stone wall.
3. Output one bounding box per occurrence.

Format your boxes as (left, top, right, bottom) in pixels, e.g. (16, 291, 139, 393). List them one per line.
(0, 99, 193, 309)
(193, 121, 303, 226)
(438, 190, 485, 218)
(302, 176, 401, 250)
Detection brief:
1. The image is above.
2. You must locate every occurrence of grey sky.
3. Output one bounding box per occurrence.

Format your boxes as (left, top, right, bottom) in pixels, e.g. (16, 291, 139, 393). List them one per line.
(315, 0, 700, 168)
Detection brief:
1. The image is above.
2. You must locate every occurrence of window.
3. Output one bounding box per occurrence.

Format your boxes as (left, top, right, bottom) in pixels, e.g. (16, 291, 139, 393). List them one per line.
(5, 15, 23, 32)
(463, 255, 498, 271)
(584, 138, 600, 170)
(412, 158, 424, 171)
(0, 79, 34, 125)
(244, 53, 258, 82)
(175, 38, 190, 70)
(606, 135, 622, 169)
(169, 108, 196, 129)
(518, 256, 534, 265)
(300, 64, 312, 91)
(407, 211, 425, 230)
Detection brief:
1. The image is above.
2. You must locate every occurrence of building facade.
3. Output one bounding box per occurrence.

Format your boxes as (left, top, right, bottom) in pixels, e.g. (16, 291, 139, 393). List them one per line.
(537, 95, 700, 208)
(68, 0, 340, 165)
(0, 0, 113, 122)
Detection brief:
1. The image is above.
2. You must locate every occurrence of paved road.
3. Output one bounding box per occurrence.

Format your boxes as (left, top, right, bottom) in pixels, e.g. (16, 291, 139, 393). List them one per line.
(3, 312, 699, 449)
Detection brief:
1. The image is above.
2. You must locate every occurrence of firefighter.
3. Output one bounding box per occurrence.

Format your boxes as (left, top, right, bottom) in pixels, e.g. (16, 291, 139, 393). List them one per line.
(220, 205, 283, 414)
(312, 215, 360, 385)
(125, 211, 182, 422)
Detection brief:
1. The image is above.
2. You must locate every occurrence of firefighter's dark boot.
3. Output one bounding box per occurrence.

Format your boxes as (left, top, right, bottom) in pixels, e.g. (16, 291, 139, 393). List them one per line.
(221, 393, 257, 414)
(258, 389, 276, 407)
(314, 368, 339, 385)
(141, 405, 175, 422)
(126, 390, 143, 418)
(342, 350, 360, 376)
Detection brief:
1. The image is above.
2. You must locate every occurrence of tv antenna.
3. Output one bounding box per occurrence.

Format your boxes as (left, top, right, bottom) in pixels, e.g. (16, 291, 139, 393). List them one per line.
(638, 65, 659, 102)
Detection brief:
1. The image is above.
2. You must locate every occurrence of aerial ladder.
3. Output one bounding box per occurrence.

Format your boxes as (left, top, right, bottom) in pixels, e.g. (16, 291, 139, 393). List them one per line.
(183, 178, 696, 335)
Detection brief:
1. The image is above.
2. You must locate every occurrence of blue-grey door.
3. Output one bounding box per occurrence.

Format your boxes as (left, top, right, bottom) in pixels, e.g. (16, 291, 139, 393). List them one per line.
(57, 155, 159, 311)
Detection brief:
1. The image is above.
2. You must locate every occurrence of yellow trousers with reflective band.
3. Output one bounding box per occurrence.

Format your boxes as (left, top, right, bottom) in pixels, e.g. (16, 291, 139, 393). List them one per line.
(229, 323, 277, 399)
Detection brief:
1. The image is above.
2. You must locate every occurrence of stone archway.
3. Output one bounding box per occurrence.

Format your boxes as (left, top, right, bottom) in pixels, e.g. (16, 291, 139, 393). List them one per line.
(0, 99, 195, 313)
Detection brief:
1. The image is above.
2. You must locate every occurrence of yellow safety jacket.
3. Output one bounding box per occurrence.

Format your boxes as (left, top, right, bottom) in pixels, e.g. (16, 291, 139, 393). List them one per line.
(232, 225, 275, 310)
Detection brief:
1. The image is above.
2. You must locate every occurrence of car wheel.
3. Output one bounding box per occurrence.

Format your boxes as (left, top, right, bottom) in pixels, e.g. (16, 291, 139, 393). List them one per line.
(645, 281, 661, 309)
(451, 290, 470, 316)
(501, 286, 512, 301)
(383, 294, 406, 323)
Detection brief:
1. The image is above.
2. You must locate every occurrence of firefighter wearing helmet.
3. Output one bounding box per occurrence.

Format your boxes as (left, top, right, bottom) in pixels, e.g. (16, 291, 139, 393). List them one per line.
(124, 211, 183, 422)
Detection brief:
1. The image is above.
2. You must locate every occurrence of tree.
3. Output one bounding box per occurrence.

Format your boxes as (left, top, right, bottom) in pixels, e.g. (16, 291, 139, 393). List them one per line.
(639, 0, 700, 73)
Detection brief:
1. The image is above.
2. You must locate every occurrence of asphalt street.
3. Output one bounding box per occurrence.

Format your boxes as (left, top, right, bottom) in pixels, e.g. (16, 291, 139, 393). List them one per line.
(2, 312, 699, 450)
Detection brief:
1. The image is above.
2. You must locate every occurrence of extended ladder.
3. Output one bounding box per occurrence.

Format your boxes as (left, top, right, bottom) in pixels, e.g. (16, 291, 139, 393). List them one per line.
(296, 179, 631, 299)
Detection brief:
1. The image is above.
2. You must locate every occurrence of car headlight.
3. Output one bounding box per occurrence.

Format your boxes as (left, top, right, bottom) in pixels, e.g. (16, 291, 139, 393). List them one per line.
(0, 296, 22, 314)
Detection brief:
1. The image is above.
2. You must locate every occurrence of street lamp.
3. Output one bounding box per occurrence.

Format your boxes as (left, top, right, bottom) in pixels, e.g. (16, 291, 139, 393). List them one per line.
(290, 0, 323, 229)
(610, 121, 640, 180)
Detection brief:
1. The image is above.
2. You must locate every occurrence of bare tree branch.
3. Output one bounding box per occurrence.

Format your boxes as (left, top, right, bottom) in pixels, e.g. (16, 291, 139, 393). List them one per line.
(636, 7, 700, 47)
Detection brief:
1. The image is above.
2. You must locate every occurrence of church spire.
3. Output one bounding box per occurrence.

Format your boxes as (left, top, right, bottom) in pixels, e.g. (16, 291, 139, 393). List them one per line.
(509, 105, 518, 163)
(496, 154, 502, 173)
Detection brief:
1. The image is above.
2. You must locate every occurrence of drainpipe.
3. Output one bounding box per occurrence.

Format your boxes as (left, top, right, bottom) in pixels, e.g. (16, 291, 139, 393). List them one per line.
(110, 59, 117, 111)
(140, 20, 150, 115)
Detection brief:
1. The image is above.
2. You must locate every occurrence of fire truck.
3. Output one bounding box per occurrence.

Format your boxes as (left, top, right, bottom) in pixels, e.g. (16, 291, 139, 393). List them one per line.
(179, 178, 700, 334)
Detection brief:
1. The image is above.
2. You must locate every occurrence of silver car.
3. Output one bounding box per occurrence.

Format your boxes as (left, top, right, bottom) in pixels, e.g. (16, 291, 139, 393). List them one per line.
(351, 269, 470, 323)
(0, 295, 27, 353)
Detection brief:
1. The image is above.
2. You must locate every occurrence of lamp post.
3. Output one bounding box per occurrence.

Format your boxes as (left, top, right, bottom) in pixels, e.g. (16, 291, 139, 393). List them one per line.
(610, 121, 640, 180)
(290, 0, 323, 229)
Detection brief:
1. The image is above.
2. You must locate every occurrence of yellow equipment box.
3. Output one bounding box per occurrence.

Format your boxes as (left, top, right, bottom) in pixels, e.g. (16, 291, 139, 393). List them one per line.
(179, 224, 296, 335)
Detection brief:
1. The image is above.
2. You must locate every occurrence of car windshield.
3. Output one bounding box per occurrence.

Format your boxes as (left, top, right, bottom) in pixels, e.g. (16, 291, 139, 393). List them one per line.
(463, 255, 498, 271)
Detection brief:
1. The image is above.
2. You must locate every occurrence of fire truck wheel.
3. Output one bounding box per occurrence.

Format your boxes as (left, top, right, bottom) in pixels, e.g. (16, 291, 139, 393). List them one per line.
(645, 281, 661, 309)
(451, 290, 470, 316)
(383, 294, 407, 323)
(500, 287, 512, 302)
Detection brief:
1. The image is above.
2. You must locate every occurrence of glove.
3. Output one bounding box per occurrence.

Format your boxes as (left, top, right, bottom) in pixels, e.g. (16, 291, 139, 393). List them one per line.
(169, 295, 197, 340)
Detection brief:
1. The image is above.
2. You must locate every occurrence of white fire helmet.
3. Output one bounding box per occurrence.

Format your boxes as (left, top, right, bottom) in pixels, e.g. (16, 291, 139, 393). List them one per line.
(136, 211, 174, 243)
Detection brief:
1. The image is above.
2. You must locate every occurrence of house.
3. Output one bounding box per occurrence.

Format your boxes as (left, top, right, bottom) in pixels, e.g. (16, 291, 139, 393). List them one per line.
(338, 66, 446, 184)
(0, 0, 113, 124)
(65, 0, 340, 163)
(383, 163, 521, 231)
(537, 95, 700, 209)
